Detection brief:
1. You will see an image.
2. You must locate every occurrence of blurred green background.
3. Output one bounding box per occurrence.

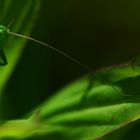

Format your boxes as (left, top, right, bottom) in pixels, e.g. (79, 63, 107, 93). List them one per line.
(3, 0, 140, 119)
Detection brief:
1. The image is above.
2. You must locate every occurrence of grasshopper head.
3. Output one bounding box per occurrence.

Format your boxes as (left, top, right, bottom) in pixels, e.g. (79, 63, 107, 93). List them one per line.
(0, 25, 9, 46)
(0, 25, 10, 35)
(0, 25, 7, 34)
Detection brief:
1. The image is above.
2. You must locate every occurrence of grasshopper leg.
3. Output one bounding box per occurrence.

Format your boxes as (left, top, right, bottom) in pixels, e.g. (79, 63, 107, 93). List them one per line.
(0, 49, 8, 66)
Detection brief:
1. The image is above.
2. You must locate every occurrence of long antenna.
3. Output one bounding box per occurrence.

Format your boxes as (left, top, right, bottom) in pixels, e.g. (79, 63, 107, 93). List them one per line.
(8, 31, 130, 97)
(8, 31, 93, 73)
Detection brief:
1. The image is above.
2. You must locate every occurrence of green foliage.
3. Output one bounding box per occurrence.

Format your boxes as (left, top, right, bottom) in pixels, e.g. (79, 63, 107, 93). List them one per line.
(0, 0, 140, 140)
(0, 64, 140, 139)
(0, 0, 40, 95)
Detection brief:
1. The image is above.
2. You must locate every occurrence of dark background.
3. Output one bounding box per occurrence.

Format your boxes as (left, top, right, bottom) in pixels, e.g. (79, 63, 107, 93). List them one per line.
(5, 0, 140, 118)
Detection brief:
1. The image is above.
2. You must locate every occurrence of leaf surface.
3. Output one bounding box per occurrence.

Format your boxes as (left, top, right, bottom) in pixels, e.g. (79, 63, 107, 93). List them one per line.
(1, 65, 140, 140)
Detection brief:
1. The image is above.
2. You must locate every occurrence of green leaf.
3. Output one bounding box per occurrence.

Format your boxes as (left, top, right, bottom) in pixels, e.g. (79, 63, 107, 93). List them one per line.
(0, 0, 41, 96)
(0, 64, 140, 139)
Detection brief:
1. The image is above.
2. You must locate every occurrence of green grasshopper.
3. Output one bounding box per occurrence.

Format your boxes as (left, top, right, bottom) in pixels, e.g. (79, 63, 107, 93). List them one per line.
(0, 24, 93, 73)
